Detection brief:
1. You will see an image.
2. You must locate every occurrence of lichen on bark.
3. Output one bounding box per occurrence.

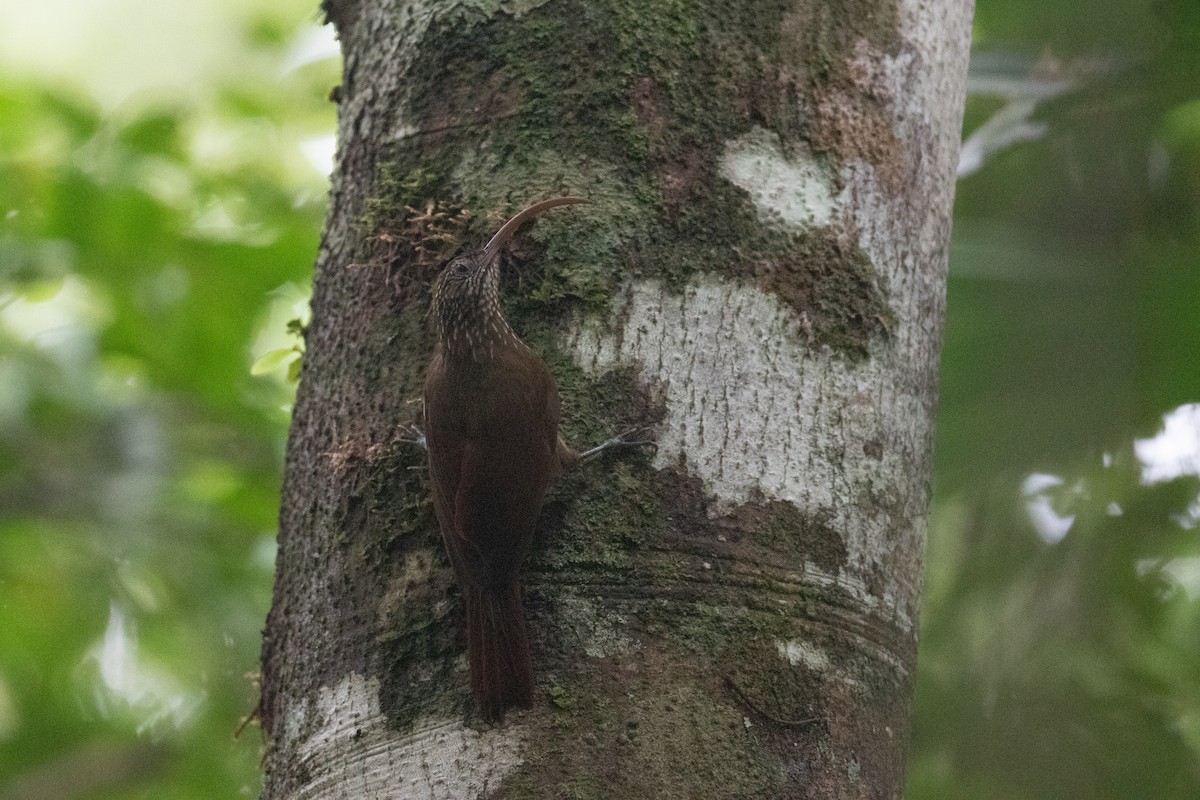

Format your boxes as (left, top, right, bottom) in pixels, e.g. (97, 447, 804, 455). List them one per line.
(362, 0, 903, 357)
(260, 0, 972, 796)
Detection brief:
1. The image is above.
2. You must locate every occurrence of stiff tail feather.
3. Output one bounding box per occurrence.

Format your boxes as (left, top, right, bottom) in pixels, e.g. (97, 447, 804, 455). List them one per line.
(465, 582, 533, 719)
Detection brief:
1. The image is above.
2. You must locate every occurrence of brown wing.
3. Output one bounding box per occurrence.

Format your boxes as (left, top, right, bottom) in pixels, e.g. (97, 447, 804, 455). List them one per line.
(423, 352, 472, 582)
(423, 348, 561, 589)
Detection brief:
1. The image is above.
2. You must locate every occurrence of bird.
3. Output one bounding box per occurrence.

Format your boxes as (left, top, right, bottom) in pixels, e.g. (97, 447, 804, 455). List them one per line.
(421, 197, 589, 719)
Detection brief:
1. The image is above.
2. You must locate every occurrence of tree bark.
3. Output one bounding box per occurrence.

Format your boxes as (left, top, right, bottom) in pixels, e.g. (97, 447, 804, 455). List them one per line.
(259, 0, 972, 797)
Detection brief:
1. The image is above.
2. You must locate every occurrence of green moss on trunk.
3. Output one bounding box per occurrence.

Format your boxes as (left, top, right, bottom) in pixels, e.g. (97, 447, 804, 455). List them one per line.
(362, 0, 898, 360)
(326, 0, 916, 794)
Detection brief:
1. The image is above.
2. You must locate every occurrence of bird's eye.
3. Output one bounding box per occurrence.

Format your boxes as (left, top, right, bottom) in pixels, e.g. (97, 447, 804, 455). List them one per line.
(453, 260, 471, 275)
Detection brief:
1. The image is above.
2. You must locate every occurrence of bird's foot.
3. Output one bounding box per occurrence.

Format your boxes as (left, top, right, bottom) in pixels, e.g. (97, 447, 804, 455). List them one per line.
(578, 426, 657, 462)
(395, 423, 428, 451)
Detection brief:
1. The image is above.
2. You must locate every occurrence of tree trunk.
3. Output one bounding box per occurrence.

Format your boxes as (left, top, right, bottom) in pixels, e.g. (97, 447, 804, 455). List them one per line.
(258, 0, 972, 797)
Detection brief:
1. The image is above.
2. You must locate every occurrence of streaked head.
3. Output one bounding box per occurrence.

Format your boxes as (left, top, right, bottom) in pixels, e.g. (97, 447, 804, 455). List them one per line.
(430, 197, 588, 357)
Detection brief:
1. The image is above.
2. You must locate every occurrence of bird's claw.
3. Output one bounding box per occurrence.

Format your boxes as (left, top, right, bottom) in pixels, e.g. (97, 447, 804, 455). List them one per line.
(578, 426, 657, 461)
(396, 423, 428, 451)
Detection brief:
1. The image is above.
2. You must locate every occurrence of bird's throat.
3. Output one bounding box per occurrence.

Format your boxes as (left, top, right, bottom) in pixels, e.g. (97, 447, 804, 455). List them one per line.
(439, 304, 523, 364)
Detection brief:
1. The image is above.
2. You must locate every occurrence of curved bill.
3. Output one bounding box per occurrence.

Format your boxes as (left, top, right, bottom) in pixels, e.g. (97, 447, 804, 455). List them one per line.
(481, 197, 589, 264)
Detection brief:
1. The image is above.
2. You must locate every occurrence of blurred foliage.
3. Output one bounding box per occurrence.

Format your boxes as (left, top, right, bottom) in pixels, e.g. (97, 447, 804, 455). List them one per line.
(1, 0, 1198, 798)
(0, 1, 335, 796)
(911, 0, 1200, 797)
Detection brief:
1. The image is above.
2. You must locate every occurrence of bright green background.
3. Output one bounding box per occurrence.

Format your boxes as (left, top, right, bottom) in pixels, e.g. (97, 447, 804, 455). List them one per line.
(1, 1, 1197, 797)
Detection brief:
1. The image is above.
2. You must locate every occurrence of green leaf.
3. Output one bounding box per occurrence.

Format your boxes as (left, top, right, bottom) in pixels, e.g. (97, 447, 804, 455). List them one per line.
(250, 347, 298, 376)
(286, 354, 303, 383)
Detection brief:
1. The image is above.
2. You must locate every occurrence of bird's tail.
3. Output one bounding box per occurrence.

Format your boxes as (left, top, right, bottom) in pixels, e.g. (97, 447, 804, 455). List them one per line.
(464, 582, 533, 719)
